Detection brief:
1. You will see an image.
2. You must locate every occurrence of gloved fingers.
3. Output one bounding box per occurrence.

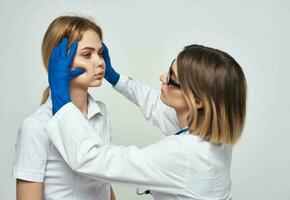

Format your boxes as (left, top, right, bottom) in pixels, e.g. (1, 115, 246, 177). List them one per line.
(59, 38, 68, 58)
(69, 67, 86, 79)
(67, 41, 78, 62)
(51, 47, 57, 61)
(102, 42, 111, 66)
(49, 45, 60, 68)
(102, 42, 109, 58)
(102, 42, 108, 52)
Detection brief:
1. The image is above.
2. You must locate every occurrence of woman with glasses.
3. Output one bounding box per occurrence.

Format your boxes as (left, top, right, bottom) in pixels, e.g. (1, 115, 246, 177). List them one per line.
(44, 41, 247, 200)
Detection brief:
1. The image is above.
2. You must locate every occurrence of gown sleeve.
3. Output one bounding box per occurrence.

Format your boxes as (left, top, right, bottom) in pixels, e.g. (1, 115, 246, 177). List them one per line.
(45, 103, 190, 194)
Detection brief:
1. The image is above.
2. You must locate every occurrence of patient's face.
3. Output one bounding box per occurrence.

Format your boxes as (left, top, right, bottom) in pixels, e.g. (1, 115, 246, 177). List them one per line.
(70, 29, 105, 89)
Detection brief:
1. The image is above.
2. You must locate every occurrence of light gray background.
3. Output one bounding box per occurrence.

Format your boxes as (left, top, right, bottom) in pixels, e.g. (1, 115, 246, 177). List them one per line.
(1, 0, 290, 199)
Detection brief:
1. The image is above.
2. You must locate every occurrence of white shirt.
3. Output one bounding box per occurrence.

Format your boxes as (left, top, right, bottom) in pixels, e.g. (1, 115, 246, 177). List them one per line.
(13, 95, 112, 200)
(45, 75, 233, 200)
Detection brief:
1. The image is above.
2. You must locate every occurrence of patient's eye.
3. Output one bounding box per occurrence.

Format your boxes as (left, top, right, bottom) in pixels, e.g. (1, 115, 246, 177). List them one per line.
(82, 52, 92, 59)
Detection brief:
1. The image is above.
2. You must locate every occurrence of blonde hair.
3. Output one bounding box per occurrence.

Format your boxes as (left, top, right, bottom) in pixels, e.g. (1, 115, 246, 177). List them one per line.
(177, 44, 247, 144)
(41, 15, 103, 104)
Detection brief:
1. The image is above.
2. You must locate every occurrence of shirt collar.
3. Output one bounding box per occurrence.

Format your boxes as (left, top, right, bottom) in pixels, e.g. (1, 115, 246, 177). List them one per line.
(87, 94, 102, 119)
(46, 93, 102, 119)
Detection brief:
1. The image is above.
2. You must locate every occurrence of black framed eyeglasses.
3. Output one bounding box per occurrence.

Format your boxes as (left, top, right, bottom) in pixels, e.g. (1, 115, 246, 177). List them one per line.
(167, 59, 181, 89)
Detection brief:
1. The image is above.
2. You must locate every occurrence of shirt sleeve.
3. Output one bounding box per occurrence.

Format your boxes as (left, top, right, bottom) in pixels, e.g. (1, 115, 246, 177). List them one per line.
(45, 103, 189, 194)
(113, 75, 180, 135)
(13, 117, 49, 182)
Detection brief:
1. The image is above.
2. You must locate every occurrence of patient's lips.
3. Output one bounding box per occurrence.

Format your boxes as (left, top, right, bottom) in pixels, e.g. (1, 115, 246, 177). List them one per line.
(94, 71, 104, 79)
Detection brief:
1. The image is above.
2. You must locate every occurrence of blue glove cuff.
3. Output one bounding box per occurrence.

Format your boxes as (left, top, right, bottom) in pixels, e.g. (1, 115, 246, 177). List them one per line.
(109, 72, 120, 86)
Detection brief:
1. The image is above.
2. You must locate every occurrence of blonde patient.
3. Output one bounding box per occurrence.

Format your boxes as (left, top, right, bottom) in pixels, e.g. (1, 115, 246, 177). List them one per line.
(13, 16, 116, 200)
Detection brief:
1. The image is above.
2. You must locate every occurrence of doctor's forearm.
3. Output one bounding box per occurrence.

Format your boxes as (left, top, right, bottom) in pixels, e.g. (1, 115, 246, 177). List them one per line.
(45, 103, 185, 191)
(114, 76, 160, 118)
(114, 76, 179, 135)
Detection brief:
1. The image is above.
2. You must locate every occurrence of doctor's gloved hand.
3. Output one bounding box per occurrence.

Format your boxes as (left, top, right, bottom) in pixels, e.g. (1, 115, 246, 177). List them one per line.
(48, 38, 85, 115)
(102, 43, 120, 86)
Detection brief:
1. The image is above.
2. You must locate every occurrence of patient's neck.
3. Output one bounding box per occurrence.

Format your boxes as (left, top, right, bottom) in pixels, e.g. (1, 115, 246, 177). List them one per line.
(70, 85, 88, 118)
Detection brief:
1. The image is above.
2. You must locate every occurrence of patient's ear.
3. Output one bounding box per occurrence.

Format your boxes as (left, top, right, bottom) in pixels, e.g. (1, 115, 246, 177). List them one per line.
(196, 98, 204, 109)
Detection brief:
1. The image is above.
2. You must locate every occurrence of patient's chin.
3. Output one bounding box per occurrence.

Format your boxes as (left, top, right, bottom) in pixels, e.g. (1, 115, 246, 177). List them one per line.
(89, 79, 103, 87)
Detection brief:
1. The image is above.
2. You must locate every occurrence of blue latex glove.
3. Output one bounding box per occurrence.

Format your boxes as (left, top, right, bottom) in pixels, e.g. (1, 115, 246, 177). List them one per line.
(102, 43, 120, 86)
(48, 38, 85, 115)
